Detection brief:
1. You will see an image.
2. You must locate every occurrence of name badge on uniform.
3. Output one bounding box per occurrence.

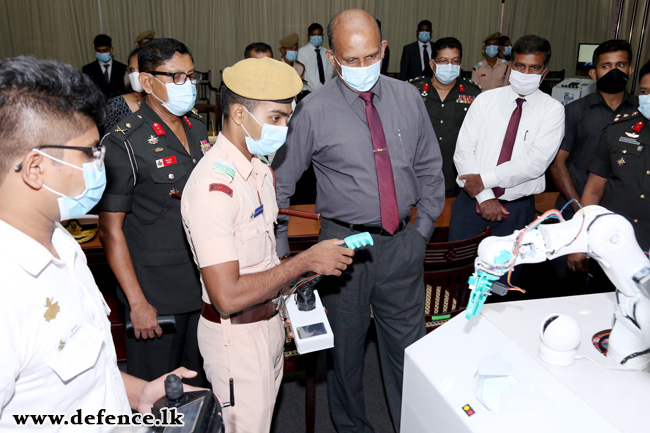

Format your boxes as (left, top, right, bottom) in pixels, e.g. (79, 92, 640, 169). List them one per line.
(156, 156, 177, 168)
(250, 205, 263, 220)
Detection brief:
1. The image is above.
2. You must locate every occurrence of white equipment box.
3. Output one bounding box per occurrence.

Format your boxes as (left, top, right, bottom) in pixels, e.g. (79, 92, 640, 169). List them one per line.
(551, 77, 596, 106)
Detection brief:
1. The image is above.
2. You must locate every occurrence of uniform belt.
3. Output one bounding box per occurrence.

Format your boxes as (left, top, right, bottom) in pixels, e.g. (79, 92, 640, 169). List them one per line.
(328, 216, 411, 236)
(201, 300, 277, 325)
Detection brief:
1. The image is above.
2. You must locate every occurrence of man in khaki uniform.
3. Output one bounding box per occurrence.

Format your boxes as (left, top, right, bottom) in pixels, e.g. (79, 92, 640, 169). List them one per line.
(471, 32, 511, 92)
(181, 57, 354, 433)
(279, 33, 305, 80)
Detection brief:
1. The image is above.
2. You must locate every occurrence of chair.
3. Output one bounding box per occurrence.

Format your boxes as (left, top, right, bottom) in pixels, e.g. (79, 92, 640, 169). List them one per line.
(283, 234, 320, 433)
(423, 228, 491, 332)
(540, 69, 565, 95)
(194, 70, 222, 132)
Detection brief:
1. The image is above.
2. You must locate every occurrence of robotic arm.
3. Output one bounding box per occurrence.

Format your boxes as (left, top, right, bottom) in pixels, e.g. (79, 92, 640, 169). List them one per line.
(465, 205, 650, 371)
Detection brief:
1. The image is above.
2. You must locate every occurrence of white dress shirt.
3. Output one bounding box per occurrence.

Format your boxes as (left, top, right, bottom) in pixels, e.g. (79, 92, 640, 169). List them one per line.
(454, 85, 565, 204)
(418, 40, 432, 71)
(100, 57, 113, 81)
(297, 43, 335, 93)
(0, 221, 130, 431)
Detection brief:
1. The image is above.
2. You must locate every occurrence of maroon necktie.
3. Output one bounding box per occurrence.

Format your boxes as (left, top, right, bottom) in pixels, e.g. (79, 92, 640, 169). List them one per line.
(103, 64, 110, 83)
(492, 97, 525, 198)
(359, 91, 399, 234)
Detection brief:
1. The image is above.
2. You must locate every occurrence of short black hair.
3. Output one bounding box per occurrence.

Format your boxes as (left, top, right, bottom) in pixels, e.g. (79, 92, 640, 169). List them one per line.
(593, 39, 633, 66)
(418, 20, 432, 30)
(138, 38, 193, 73)
(512, 34, 552, 66)
(94, 34, 112, 48)
(0, 56, 106, 182)
(432, 37, 463, 60)
(308, 23, 323, 34)
(327, 13, 382, 53)
(221, 85, 260, 118)
(639, 59, 650, 82)
(244, 42, 273, 59)
(498, 35, 511, 46)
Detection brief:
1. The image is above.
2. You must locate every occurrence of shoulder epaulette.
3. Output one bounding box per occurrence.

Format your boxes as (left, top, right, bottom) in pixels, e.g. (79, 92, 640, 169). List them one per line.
(462, 77, 481, 91)
(473, 61, 484, 70)
(109, 115, 146, 140)
(407, 75, 426, 83)
(500, 59, 509, 65)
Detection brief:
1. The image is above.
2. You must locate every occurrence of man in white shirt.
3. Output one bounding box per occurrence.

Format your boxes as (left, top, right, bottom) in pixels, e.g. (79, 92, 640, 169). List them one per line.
(0, 56, 198, 431)
(450, 35, 564, 241)
(297, 23, 334, 93)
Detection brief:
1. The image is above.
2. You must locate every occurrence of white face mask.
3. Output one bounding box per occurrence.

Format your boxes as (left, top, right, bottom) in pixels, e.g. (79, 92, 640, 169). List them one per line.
(128, 72, 143, 92)
(508, 69, 545, 96)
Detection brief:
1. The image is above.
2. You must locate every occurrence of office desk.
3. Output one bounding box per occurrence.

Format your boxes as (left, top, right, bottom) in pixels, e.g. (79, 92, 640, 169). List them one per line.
(401, 293, 650, 433)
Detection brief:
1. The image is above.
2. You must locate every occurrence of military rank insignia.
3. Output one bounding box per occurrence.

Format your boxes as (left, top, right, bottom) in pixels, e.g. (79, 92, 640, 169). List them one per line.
(44, 297, 60, 322)
(200, 139, 212, 155)
(152, 122, 166, 136)
(213, 159, 235, 180)
(456, 95, 475, 104)
(183, 116, 192, 128)
(209, 183, 233, 197)
(421, 83, 429, 97)
(633, 121, 644, 132)
(459, 84, 465, 92)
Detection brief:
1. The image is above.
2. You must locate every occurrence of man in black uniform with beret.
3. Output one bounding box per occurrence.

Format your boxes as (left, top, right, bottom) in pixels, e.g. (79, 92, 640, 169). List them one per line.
(96, 38, 207, 386)
(409, 37, 481, 197)
(574, 61, 650, 269)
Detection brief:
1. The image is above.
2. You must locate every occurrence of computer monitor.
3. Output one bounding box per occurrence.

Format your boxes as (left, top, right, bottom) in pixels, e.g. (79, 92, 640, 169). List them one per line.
(576, 43, 599, 75)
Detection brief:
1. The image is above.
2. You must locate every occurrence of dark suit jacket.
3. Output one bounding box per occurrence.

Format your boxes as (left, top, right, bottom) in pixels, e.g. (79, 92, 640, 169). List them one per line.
(82, 59, 127, 98)
(400, 41, 432, 81)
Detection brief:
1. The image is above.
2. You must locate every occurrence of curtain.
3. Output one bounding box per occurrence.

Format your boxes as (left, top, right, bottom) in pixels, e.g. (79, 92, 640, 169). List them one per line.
(0, 0, 622, 85)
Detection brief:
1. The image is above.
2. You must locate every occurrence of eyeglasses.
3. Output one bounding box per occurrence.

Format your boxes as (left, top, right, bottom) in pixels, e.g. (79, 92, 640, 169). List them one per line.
(434, 58, 462, 66)
(148, 71, 202, 85)
(14, 145, 105, 172)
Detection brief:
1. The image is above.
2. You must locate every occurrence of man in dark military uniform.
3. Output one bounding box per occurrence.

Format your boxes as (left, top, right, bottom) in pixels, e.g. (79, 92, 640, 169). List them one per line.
(573, 62, 650, 268)
(96, 38, 208, 386)
(409, 37, 481, 197)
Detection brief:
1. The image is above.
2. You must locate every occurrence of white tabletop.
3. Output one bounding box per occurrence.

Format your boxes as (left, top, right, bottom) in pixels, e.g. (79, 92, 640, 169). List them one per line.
(401, 293, 650, 433)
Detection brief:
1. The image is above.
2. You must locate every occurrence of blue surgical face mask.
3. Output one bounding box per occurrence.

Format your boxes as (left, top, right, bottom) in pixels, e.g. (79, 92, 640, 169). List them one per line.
(418, 32, 431, 43)
(96, 52, 111, 63)
(485, 45, 499, 58)
(334, 56, 382, 93)
(639, 94, 650, 119)
(504, 46, 512, 56)
(37, 150, 106, 221)
(150, 74, 197, 116)
(435, 63, 461, 85)
(240, 106, 289, 157)
(285, 50, 299, 62)
(309, 35, 323, 47)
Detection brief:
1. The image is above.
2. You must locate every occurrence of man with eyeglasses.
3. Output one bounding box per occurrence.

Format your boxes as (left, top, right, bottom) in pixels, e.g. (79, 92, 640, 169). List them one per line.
(450, 35, 564, 247)
(96, 38, 208, 387)
(0, 55, 200, 430)
(409, 37, 481, 197)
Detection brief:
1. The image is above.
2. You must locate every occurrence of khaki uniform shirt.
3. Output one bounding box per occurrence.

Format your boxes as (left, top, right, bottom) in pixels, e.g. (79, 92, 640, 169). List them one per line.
(181, 134, 280, 304)
(471, 59, 510, 92)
